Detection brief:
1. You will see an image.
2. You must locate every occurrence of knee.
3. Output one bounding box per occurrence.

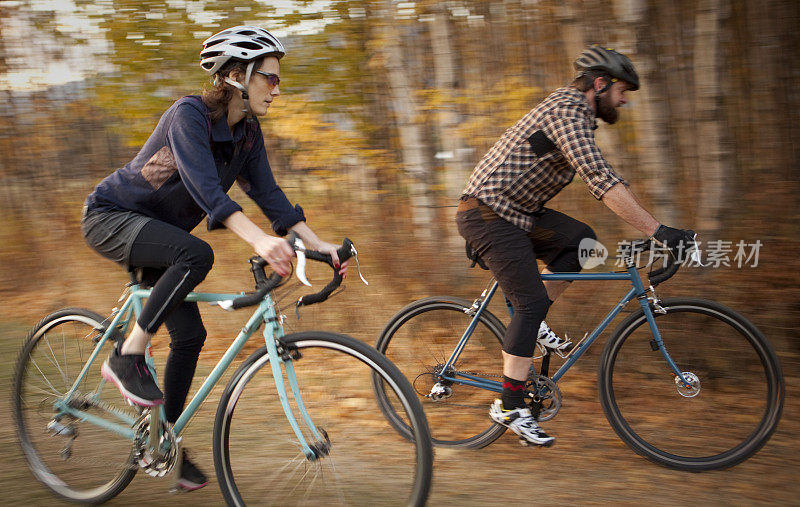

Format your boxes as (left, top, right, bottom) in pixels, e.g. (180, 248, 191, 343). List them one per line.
(576, 224, 596, 244)
(513, 297, 552, 321)
(192, 239, 215, 271)
(178, 238, 214, 274)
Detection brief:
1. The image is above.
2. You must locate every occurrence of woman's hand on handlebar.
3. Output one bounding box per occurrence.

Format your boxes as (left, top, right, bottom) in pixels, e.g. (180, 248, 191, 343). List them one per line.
(288, 222, 349, 276)
(314, 240, 350, 276)
(253, 235, 294, 277)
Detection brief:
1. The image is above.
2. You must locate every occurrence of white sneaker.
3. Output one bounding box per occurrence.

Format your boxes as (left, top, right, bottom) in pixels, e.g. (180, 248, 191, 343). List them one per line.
(537, 321, 573, 356)
(489, 399, 555, 446)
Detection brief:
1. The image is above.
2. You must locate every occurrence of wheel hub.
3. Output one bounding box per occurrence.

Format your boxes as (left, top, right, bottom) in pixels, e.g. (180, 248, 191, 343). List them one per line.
(413, 364, 455, 401)
(675, 371, 701, 398)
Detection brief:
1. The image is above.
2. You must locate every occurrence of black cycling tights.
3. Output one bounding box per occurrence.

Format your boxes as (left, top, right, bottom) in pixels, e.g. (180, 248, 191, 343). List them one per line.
(128, 219, 214, 423)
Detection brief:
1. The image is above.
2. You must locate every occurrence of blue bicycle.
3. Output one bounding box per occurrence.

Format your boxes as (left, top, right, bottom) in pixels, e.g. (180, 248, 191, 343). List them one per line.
(373, 240, 784, 471)
(13, 238, 432, 505)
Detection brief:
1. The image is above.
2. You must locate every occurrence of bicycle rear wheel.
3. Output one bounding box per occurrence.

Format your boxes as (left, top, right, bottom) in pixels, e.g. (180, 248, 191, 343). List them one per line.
(374, 297, 507, 448)
(213, 331, 432, 507)
(599, 298, 784, 471)
(12, 308, 138, 503)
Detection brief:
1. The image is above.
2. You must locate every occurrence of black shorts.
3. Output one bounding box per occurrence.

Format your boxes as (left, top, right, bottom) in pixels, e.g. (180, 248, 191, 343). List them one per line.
(456, 197, 595, 356)
(81, 208, 151, 268)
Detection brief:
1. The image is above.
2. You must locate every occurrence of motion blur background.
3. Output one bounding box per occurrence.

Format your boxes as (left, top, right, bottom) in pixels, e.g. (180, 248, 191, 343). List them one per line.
(1, 0, 798, 504)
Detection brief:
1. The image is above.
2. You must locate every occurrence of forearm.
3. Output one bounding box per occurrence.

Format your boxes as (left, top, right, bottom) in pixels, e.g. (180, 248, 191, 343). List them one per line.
(600, 183, 660, 236)
(223, 211, 293, 276)
(289, 221, 347, 271)
(222, 211, 271, 247)
(288, 221, 323, 250)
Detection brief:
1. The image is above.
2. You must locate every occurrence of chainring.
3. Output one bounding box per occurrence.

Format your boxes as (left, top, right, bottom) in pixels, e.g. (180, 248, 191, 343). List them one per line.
(525, 373, 562, 421)
(132, 411, 178, 477)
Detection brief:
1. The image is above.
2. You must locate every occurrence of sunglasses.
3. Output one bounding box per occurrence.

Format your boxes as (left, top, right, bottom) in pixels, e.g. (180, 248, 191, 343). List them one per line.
(255, 71, 280, 88)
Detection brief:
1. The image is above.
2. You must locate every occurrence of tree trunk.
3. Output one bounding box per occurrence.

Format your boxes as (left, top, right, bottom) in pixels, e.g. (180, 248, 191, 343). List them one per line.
(429, 4, 468, 200)
(622, 0, 679, 226)
(376, 0, 434, 236)
(694, 0, 726, 235)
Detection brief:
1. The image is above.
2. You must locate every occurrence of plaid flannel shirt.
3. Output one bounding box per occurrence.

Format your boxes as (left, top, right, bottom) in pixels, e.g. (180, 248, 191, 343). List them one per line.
(463, 87, 627, 232)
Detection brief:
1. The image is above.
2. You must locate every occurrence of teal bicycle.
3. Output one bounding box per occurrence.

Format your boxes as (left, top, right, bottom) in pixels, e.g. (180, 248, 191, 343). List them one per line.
(13, 238, 433, 505)
(373, 239, 783, 471)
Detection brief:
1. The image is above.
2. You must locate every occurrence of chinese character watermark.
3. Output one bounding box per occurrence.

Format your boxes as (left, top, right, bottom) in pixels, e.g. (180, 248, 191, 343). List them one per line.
(607, 239, 762, 269)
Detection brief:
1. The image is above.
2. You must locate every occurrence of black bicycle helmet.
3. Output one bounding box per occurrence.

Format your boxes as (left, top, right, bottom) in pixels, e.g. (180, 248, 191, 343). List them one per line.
(574, 45, 639, 91)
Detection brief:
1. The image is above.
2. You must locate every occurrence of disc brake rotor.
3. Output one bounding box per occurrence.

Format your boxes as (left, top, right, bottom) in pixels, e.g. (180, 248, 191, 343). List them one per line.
(675, 371, 701, 398)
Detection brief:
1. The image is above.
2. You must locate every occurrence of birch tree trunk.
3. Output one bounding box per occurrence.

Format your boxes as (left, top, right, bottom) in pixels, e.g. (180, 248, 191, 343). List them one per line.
(694, 0, 726, 235)
(429, 4, 468, 200)
(618, 0, 679, 226)
(377, 0, 434, 235)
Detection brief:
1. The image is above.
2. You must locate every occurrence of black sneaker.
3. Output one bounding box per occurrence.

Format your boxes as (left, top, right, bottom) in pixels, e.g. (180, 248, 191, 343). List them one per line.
(178, 450, 208, 491)
(101, 347, 164, 407)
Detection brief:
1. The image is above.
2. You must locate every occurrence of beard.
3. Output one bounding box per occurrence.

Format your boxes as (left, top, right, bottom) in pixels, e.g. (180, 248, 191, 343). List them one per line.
(597, 93, 619, 124)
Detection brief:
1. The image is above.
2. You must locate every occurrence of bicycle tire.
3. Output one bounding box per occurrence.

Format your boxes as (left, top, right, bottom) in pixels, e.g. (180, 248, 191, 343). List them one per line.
(374, 297, 508, 449)
(598, 298, 784, 471)
(213, 331, 433, 506)
(12, 308, 138, 504)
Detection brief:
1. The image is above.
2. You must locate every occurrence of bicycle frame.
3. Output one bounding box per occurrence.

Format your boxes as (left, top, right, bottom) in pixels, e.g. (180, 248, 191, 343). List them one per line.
(440, 265, 692, 393)
(54, 284, 325, 460)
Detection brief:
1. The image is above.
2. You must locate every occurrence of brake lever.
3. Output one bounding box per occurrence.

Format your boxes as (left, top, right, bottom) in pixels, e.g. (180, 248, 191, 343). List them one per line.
(688, 233, 706, 266)
(291, 237, 313, 287)
(349, 243, 369, 286)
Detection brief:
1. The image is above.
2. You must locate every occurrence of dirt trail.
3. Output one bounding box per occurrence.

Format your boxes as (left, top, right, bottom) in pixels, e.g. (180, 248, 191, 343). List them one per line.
(2, 332, 797, 506)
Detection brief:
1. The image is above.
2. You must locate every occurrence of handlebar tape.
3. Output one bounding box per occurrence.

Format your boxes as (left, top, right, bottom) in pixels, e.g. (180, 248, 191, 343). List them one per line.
(228, 238, 355, 310)
(230, 271, 284, 310)
(297, 238, 354, 308)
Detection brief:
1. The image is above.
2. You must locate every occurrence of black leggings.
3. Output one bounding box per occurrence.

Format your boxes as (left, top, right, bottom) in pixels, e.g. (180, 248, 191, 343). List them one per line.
(127, 219, 214, 423)
(456, 200, 595, 357)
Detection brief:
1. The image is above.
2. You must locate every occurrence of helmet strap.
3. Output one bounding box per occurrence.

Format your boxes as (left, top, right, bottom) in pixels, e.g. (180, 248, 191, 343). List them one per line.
(223, 60, 257, 118)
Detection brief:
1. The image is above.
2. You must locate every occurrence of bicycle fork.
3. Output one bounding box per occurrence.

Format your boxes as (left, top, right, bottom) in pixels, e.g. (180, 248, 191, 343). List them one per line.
(263, 328, 330, 461)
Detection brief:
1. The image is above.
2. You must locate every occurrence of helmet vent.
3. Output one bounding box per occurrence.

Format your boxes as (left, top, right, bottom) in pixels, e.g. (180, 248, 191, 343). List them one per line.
(233, 41, 263, 50)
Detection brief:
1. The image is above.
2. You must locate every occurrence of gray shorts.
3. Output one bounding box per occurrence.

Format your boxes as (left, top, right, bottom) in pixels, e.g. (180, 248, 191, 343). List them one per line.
(81, 207, 152, 268)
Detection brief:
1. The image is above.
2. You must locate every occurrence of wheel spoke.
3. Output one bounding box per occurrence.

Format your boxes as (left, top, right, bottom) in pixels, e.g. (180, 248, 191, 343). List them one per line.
(43, 335, 70, 391)
(14, 310, 138, 503)
(376, 300, 507, 448)
(599, 298, 784, 470)
(215, 331, 432, 506)
(29, 355, 63, 397)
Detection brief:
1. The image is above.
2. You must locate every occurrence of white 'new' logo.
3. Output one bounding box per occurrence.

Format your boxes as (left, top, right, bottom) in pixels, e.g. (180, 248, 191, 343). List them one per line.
(578, 237, 608, 269)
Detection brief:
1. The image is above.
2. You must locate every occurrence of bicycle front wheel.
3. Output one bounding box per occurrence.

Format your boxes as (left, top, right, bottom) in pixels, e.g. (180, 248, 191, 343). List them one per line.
(599, 298, 784, 471)
(213, 331, 433, 507)
(374, 297, 507, 448)
(12, 308, 138, 503)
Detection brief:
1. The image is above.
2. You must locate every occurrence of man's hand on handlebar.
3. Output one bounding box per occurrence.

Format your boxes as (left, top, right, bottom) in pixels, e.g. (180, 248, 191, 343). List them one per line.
(651, 225, 696, 263)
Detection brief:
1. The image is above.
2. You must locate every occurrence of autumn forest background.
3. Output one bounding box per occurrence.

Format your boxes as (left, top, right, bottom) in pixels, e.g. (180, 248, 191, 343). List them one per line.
(0, 0, 798, 504)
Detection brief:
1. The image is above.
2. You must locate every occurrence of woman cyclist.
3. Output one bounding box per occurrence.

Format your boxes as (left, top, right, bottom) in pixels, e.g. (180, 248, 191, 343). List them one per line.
(81, 26, 348, 490)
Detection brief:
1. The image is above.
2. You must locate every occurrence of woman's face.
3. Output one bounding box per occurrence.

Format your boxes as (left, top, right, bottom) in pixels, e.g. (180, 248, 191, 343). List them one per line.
(245, 56, 281, 117)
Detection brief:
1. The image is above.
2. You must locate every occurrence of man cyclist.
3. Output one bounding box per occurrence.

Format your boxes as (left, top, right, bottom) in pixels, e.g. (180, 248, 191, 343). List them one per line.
(456, 45, 694, 446)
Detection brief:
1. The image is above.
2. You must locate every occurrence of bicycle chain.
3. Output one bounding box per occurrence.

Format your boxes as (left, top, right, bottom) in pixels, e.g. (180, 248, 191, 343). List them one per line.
(444, 369, 503, 379)
(79, 395, 140, 422)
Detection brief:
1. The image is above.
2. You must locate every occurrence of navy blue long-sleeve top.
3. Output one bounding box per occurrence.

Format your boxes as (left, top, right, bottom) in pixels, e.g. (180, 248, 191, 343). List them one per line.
(86, 95, 305, 235)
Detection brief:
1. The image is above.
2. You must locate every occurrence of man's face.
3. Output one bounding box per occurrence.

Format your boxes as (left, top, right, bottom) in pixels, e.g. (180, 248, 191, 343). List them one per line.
(597, 80, 630, 124)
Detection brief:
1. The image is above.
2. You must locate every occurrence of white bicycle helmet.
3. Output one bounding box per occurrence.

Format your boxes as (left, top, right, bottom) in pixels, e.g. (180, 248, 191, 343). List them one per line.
(200, 26, 285, 116)
(200, 26, 285, 75)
